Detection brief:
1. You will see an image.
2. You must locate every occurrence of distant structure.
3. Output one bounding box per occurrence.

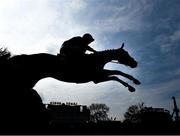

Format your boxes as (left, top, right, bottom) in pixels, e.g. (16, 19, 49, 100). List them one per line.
(46, 102, 90, 125)
(172, 96, 180, 121)
(140, 107, 172, 123)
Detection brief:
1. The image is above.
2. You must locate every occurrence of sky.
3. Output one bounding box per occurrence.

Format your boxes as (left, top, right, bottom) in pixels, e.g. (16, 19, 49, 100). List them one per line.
(0, 0, 180, 120)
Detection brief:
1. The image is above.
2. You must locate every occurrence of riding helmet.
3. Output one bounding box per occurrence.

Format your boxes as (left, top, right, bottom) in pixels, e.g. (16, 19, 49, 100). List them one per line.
(82, 33, 94, 42)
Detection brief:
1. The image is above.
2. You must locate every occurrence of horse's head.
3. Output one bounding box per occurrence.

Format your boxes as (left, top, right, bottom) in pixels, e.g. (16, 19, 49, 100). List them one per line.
(116, 43, 137, 68)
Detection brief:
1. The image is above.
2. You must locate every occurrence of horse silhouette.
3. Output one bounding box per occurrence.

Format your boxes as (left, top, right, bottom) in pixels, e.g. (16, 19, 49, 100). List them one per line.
(5, 43, 140, 92)
(57, 43, 140, 92)
(0, 43, 140, 133)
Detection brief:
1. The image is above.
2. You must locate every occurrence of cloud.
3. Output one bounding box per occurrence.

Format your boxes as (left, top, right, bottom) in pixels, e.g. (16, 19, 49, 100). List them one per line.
(158, 28, 180, 54)
(35, 78, 121, 104)
(0, 0, 154, 53)
(0, 0, 55, 54)
(76, 0, 146, 33)
(170, 29, 180, 42)
(0, 0, 90, 54)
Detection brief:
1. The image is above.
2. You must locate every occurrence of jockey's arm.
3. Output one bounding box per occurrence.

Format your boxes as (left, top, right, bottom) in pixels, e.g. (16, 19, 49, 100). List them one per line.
(86, 46, 97, 53)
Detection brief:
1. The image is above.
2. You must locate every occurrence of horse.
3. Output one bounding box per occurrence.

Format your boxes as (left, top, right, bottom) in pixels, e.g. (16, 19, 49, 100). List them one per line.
(2, 43, 140, 92)
(56, 43, 140, 92)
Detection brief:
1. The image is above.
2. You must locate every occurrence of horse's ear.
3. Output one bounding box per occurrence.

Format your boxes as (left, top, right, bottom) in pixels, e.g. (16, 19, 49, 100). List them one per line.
(121, 43, 124, 49)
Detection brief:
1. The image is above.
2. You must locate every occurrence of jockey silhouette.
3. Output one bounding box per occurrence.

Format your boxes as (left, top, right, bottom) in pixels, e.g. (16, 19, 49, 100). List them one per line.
(60, 33, 96, 59)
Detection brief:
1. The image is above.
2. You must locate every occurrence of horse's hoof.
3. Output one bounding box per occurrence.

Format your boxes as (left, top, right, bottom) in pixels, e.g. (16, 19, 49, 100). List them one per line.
(133, 79, 141, 85)
(128, 86, 135, 92)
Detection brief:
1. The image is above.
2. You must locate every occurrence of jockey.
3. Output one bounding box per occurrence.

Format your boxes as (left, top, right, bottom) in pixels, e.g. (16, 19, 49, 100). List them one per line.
(60, 33, 97, 58)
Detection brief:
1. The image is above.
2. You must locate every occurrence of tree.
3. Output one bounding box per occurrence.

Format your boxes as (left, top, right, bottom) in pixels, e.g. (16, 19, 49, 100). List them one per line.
(123, 102, 146, 123)
(0, 47, 11, 66)
(124, 102, 173, 124)
(0, 48, 11, 59)
(89, 103, 110, 122)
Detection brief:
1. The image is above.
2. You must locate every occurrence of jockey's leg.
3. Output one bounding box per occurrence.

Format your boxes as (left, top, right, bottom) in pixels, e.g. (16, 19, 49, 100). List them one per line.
(93, 76, 135, 92)
(103, 69, 141, 85)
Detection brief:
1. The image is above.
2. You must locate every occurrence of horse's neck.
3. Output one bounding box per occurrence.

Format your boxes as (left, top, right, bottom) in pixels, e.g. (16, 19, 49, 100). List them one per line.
(99, 49, 118, 62)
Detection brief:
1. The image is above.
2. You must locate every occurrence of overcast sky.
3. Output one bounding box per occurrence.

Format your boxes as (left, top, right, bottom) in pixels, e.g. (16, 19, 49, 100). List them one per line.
(0, 0, 180, 120)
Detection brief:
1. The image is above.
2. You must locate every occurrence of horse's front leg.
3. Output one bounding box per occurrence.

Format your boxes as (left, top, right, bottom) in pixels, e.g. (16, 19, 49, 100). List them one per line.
(103, 69, 141, 85)
(93, 76, 135, 92)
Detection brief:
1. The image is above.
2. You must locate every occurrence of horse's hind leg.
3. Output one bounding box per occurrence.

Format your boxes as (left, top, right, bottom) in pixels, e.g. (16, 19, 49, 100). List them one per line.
(103, 69, 141, 85)
(93, 76, 135, 92)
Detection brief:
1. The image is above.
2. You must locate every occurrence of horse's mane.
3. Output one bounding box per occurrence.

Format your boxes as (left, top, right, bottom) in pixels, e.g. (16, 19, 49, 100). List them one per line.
(86, 48, 119, 58)
(104, 48, 117, 52)
(95, 48, 119, 55)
